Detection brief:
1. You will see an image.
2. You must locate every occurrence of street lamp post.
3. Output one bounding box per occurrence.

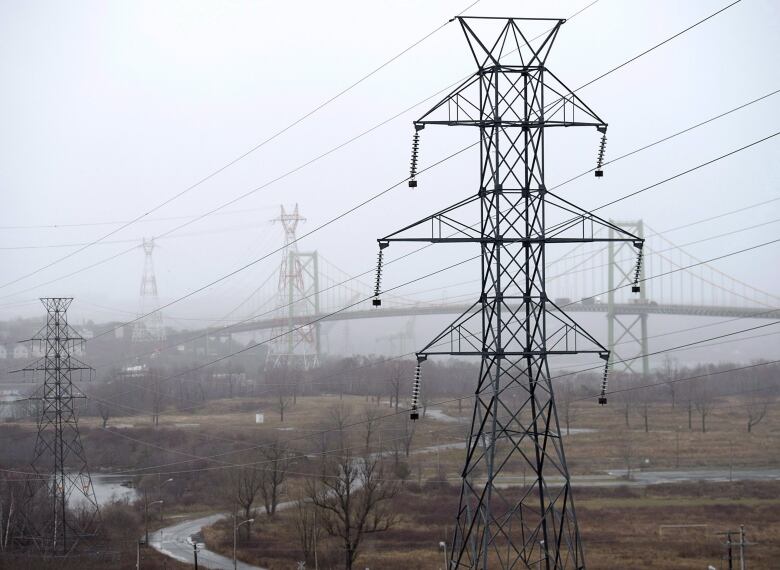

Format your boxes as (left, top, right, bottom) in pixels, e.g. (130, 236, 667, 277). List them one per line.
(438, 541, 447, 570)
(158, 477, 174, 522)
(233, 515, 254, 570)
(145, 499, 163, 546)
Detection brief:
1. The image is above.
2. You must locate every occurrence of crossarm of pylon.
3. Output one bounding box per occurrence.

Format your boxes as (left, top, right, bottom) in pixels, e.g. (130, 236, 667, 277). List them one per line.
(545, 190, 643, 243)
(415, 74, 483, 127)
(379, 194, 481, 244)
(416, 299, 484, 356)
(545, 299, 609, 355)
(541, 68, 607, 128)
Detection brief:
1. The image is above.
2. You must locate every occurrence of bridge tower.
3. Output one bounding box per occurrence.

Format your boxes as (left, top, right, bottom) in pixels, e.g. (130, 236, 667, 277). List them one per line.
(131, 238, 166, 345)
(607, 221, 649, 376)
(16, 298, 100, 553)
(268, 204, 320, 368)
(375, 18, 643, 568)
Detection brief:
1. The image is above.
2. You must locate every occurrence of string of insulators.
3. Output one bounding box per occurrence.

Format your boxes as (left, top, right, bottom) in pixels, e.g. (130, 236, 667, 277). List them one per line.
(372, 246, 385, 306)
(594, 132, 607, 177)
(631, 243, 643, 293)
(408, 131, 420, 188)
(598, 358, 610, 405)
(410, 363, 421, 420)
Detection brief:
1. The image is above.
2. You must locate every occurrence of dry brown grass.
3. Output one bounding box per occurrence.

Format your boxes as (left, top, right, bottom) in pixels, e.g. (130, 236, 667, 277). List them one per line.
(204, 481, 780, 569)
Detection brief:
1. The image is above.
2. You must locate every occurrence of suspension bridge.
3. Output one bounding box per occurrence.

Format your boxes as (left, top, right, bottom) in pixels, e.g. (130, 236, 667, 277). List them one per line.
(155, 208, 779, 374)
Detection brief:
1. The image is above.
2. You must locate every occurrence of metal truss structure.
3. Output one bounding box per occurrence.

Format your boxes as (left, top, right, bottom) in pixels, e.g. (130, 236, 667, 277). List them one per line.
(375, 18, 643, 569)
(131, 237, 166, 345)
(607, 220, 649, 376)
(17, 298, 100, 554)
(267, 204, 321, 369)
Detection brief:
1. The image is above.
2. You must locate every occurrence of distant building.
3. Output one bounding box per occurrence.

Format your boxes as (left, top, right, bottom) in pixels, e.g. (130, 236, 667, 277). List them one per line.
(0, 346, 6, 360)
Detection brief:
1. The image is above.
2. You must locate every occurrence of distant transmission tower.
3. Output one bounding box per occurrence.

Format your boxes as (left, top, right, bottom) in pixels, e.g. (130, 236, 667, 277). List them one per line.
(17, 298, 100, 554)
(607, 220, 649, 376)
(132, 238, 166, 345)
(375, 18, 643, 569)
(268, 204, 320, 368)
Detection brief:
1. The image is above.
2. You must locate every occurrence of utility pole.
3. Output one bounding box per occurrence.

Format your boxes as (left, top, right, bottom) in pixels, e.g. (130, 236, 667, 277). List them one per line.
(739, 525, 746, 570)
(15, 298, 101, 554)
(375, 17, 643, 569)
(718, 525, 751, 570)
(193, 541, 199, 569)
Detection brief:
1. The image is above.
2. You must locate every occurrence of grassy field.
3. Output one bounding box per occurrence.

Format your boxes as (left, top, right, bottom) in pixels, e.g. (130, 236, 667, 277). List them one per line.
(204, 481, 780, 570)
(6, 389, 777, 568)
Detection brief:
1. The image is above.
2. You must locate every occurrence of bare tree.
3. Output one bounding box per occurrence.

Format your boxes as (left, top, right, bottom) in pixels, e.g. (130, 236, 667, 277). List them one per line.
(693, 380, 715, 433)
(294, 498, 322, 565)
(637, 388, 652, 433)
(97, 400, 111, 429)
(230, 460, 264, 539)
(363, 408, 380, 452)
(557, 381, 578, 436)
(259, 440, 289, 516)
(146, 371, 165, 427)
(276, 384, 292, 423)
(613, 378, 634, 428)
(329, 403, 353, 449)
(388, 370, 402, 413)
(746, 397, 768, 433)
(661, 356, 679, 409)
(308, 452, 399, 570)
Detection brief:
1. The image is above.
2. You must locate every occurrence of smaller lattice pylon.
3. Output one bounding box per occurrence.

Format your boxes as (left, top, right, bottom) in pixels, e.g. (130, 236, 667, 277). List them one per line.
(13, 298, 100, 554)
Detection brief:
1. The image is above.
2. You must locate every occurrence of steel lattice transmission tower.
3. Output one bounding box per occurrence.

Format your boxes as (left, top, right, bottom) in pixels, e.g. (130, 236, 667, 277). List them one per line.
(607, 220, 649, 377)
(17, 298, 100, 554)
(267, 204, 320, 368)
(132, 237, 166, 344)
(375, 18, 643, 569)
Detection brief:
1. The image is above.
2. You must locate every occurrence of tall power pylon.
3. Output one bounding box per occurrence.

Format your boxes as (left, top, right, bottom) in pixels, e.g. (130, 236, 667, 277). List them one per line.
(131, 238, 166, 345)
(607, 220, 649, 376)
(375, 18, 643, 568)
(17, 298, 100, 554)
(268, 204, 320, 368)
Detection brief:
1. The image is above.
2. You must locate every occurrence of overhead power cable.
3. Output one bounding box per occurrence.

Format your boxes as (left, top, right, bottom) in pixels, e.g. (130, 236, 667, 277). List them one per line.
(110, 129, 779, 343)
(81, 235, 780, 424)
(0, 0, 725, 298)
(0, 0, 484, 290)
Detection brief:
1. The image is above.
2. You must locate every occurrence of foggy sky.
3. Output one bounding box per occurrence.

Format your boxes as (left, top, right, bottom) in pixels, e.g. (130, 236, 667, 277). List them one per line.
(1, 0, 778, 360)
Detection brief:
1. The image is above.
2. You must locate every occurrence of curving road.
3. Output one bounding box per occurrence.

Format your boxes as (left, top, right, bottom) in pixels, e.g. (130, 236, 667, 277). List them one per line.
(151, 511, 272, 570)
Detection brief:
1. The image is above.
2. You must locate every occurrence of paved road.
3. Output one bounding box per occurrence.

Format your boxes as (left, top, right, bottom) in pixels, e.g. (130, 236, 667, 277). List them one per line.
(151, 499, 299, 569)
(152, 513, 252, 570)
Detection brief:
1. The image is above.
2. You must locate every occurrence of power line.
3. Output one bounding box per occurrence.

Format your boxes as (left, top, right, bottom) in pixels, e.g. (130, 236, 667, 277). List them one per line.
(95, 228, 780, 418)
(0, 1, 481, 291)
(69, 237, 780, 472)
(0, 0, 726, 303)
(571, 0, 743, 94)
(591, 131, 780, 213)
(549, 87, 780, 190)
